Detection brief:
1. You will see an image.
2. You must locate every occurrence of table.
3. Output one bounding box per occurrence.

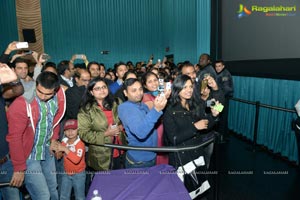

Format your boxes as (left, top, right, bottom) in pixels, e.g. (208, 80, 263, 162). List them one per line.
(86, 164, 191, 200)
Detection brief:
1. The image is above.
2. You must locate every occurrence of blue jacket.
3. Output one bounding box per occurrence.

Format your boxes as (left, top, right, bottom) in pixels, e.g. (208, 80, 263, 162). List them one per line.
(109, 80, 122, 95)
(118, 101, 162, 162)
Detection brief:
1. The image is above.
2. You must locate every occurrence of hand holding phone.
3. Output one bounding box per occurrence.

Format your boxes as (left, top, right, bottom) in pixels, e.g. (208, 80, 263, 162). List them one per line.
(166, 82, 172, 90)
(201, 79, 208, 92)
(111, 124, 117, 129)
(16, 42, 28, 49)
(23, 50, 32, 55)
(76, 54, 84, 59)
(41, 54, 51, 60)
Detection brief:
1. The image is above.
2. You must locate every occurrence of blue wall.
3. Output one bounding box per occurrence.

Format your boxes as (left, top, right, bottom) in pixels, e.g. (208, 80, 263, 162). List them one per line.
(39, 0, 210, 67)
(0, 0, 210, 66)
(0, 1, 18, 51)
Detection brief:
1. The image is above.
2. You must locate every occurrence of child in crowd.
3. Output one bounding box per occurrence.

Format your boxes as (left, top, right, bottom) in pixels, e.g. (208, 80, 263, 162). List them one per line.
(56, 119, 86, 200)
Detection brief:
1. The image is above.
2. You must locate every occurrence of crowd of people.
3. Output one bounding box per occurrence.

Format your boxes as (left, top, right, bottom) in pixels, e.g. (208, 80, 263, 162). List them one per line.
(0, 41, 234, 200)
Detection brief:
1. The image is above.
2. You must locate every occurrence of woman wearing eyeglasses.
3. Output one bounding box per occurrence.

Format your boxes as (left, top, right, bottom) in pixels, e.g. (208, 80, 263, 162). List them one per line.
(78, 77, 125, 171)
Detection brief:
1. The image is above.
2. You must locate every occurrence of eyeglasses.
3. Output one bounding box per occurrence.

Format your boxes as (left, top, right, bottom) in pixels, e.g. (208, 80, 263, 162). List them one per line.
(93, 85, 108, 91)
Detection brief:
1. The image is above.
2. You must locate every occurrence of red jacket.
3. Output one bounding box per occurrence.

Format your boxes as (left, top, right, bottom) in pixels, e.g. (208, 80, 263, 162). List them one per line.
(6, 88, 66, 172)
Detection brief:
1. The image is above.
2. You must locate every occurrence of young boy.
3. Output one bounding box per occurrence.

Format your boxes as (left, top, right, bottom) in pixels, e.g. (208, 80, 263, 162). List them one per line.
(57, 119, 86, 200)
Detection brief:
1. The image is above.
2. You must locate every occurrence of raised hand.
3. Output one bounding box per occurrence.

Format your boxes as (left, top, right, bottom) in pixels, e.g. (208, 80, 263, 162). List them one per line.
(0, 63, 18, 84)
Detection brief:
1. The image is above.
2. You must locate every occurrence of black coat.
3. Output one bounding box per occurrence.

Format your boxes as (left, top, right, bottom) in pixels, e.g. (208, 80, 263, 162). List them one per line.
(163, 103, 213, 167)
(65, 84, 86, 119)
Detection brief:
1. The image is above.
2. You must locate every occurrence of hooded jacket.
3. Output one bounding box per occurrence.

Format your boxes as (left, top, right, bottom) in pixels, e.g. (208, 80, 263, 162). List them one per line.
(6, 88, 66, 172)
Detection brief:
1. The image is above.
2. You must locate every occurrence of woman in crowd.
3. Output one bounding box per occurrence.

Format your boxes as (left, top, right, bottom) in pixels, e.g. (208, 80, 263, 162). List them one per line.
(141, 71, 170, 164)
(163, 74, 220, 199)
(78, 77, 125, 171)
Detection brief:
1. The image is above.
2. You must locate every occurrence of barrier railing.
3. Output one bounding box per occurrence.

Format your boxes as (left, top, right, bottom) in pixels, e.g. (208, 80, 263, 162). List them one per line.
(230, 97, 296, 152)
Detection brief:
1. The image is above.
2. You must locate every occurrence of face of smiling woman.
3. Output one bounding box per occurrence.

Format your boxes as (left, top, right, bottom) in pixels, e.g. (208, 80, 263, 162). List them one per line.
(145, 74, 159, 92)
(179, 79, 193, 103)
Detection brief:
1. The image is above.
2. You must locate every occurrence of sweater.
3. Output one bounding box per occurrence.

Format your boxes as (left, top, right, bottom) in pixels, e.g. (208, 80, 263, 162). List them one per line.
(118, 101, 162, 162)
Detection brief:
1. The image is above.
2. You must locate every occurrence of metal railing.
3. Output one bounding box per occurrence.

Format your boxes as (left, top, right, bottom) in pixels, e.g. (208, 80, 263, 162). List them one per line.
(230, 97, 296, 152)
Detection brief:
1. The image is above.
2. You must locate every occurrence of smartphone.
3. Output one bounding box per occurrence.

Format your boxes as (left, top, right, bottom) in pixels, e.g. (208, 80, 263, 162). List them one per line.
(166, 82, 172, 90)
(76, 54, 84, 59)
(111, 124, 117, 129)
(159, 92, 165, 98)
(23, 50, 32, 55)
(201, 79, 208, 91)
(42, 54, 51, 60)
(16, 42, 29, 49)
(158, 78, 164, 91)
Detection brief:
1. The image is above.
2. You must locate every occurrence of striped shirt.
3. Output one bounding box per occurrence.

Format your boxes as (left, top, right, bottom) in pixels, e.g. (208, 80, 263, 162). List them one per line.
(29, 95, 58, 160)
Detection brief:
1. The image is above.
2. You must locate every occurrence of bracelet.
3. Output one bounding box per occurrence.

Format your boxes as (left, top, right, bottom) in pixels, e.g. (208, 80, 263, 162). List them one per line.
(10, 79, 21, 86)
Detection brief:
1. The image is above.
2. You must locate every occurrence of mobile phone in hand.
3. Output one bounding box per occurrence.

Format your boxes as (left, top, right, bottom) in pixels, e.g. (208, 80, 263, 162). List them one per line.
(42, 54, 51, 60)
(111, 124, 117, 129)
(16, 42, 29, 49)
(166, 82, 172, 90)
(75, 54, 84, 59)
(23, 50, 32, 55)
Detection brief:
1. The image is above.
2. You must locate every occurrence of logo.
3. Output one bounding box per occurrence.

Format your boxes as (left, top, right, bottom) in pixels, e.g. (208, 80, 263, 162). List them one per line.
(237, 4, 297, 18)
(237, 4, 252, 18)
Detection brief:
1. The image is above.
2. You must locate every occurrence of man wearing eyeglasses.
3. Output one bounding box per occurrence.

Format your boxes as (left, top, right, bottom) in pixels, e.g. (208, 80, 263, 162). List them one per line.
(7, 71, 66, 200)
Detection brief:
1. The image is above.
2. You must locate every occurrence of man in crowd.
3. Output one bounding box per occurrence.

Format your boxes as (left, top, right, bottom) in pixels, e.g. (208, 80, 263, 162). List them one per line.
(11, 58, 35, 101)
(180, 62, 197, 83)
(197, 53, 217, 81)
(65, 69, 91, 119)
(118, 78, 167, 168)
(87, 61, 101, 79)
(7, 71, 66, 200)
(109, 62, 128, 94)
(215, 59, 234, 142)
(57, 60, 75, 90)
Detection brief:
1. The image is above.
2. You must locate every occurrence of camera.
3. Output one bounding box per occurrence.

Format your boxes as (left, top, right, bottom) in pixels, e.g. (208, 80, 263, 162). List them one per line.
(206, 99, 216, 107)
(207, 99, 224, 112)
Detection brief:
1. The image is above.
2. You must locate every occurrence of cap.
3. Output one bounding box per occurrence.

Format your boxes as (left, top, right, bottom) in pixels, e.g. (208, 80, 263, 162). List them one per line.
(64, 119, 78, 130)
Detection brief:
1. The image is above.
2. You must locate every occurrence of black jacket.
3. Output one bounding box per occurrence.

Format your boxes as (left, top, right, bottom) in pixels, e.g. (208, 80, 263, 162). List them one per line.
(163, 103, 214, 167)
(65, 84, 86, 119)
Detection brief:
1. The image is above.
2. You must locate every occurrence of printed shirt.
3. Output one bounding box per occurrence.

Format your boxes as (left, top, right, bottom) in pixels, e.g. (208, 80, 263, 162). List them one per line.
(62, 136, 86, 175)
(29, 95, 58, 160)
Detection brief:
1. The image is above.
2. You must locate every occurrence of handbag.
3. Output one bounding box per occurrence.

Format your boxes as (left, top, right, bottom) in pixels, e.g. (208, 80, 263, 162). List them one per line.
(176, 155, 210, 199)
(176, 135, 210, 199)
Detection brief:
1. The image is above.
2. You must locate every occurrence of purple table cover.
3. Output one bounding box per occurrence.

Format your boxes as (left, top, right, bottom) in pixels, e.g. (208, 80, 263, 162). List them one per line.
(86, 164, 191, 200)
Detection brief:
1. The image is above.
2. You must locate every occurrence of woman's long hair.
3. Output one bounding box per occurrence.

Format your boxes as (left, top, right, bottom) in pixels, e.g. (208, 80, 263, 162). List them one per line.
(169, 74, 197, 111)
(80, 77, 114, 112)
